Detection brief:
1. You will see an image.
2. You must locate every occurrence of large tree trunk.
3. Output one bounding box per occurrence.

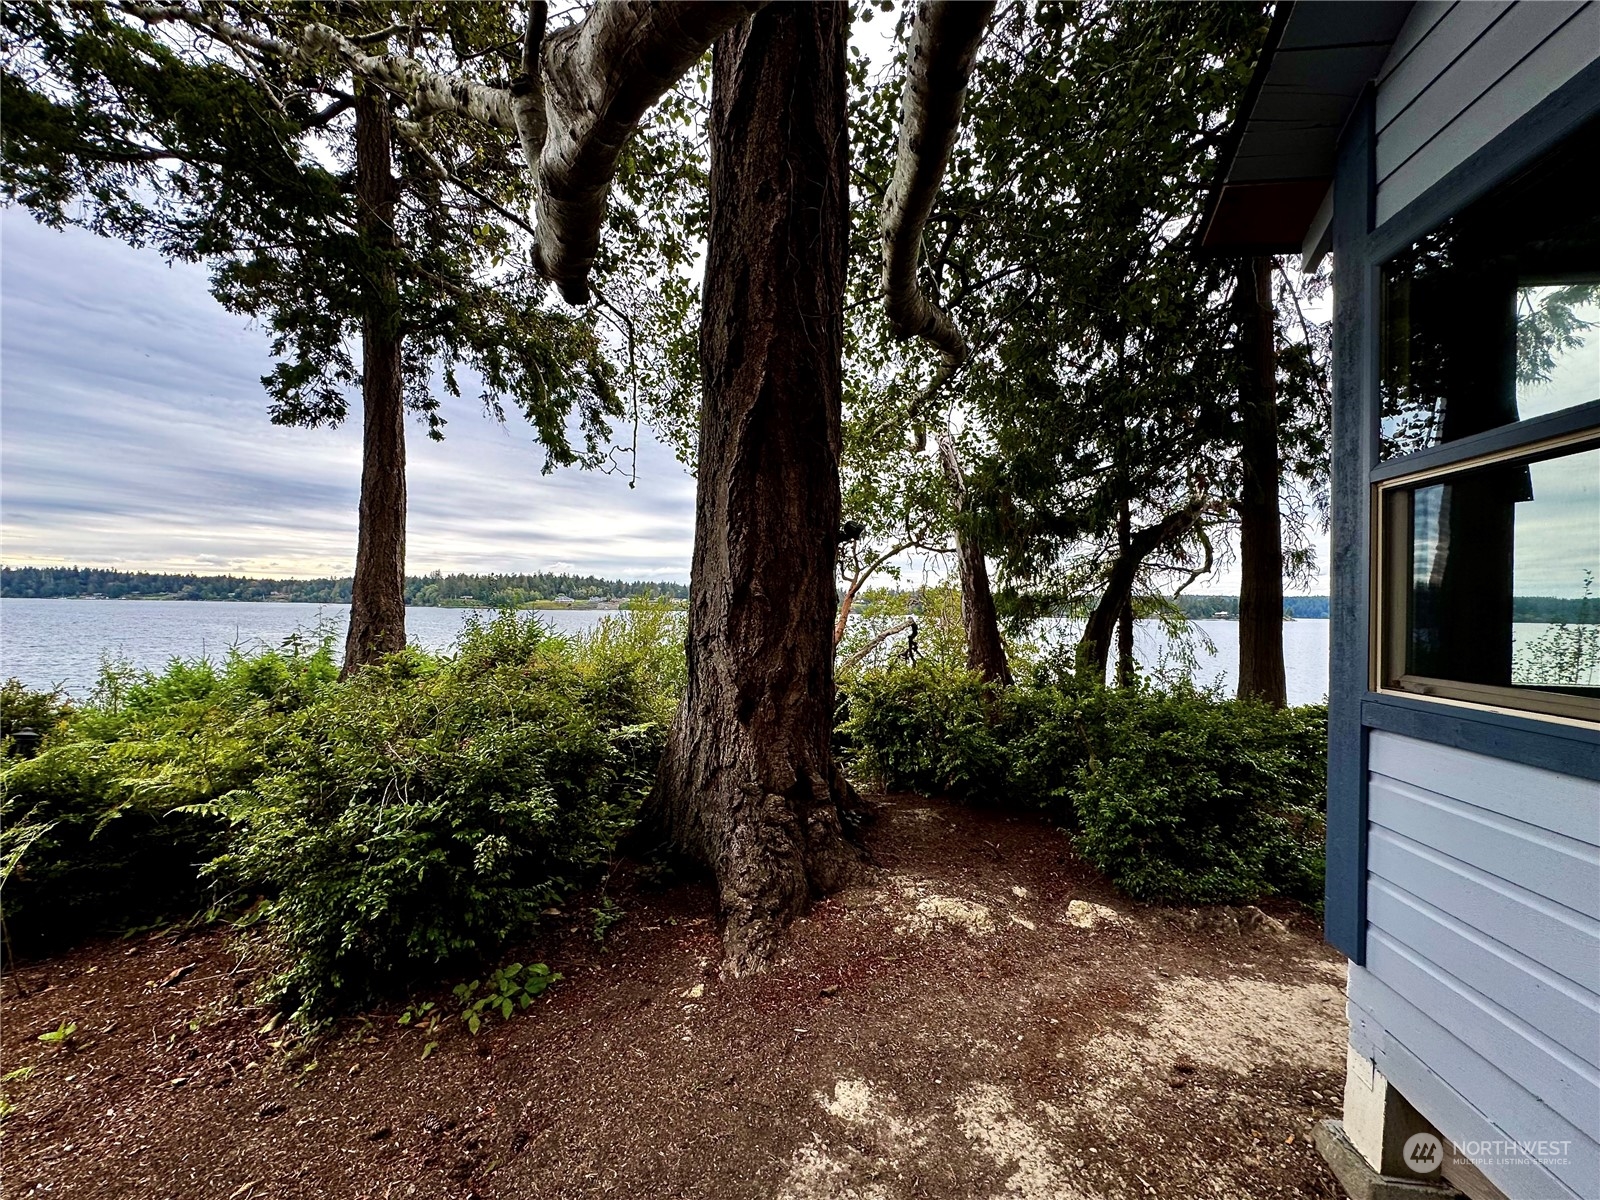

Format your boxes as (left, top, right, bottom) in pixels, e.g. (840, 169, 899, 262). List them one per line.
(343, 81, 408, 675)
(651, 2, 860, 975)
(1235, 256, 1286, 706)
(936, 433, 1010, 685)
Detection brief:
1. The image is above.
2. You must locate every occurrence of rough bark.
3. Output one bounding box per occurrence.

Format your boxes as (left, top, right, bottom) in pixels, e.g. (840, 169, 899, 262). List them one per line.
(533, 1, 766, 304)
(342, 82, 407, 675)
(1115, 497, 1135, 688)
(1078, 501, 1206, 682)
(651, 2, 860, 976)
(937, 433, 1010, 685)
(1235, 256, 1287, 707)
(881, 0, 995, 365)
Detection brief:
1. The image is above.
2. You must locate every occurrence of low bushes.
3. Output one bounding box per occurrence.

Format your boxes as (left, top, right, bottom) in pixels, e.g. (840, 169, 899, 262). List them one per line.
(0, 607, 682, 1018)
(1, 642, 338, 952)
(5, 606, 1324, 1015)
(217, 612, 673, 1018)
(839, 665, 1327, 906)
(1071, 689, 1326, 905)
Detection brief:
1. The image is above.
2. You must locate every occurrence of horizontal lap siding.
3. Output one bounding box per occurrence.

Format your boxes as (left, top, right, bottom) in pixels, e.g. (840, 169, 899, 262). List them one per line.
(1348, 975, 1592, 1200)
(1362, 732, 1599, 1200)
(1374, 0, 1599, 224)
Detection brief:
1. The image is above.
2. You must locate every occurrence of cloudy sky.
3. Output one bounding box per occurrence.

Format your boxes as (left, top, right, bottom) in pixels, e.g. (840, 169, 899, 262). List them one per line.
(0, 202, 1332, 594)
(1, 209, 698, 582)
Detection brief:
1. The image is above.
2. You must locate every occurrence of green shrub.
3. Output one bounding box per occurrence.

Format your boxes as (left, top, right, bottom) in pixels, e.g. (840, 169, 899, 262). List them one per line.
(214, 610, 675, 1019)
(1, 640, 338, 951)
(1, 678, 73, 756)
(841, 662, 1327, 906)
(838, 662, 1009, 801)
(1072, 689, 1326, 905)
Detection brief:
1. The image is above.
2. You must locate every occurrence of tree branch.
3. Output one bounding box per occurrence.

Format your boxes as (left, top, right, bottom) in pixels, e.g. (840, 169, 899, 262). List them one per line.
(880, 0, 994, 366)
(839, 620, 917, 674)
(834, 539, 923, 647)
(531, 0, 764, 304)
(510, 2, 549, 175)
(123, 3, 520, 131)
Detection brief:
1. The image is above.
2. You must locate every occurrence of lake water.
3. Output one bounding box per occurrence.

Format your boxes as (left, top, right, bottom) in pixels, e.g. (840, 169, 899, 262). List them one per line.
(0, 599, 604, 697)
(0, 597, 1336, 704)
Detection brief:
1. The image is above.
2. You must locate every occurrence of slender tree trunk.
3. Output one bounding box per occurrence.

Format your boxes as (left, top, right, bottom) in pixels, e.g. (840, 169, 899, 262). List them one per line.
(651, 2, 860, 975)
(937, 433, 1010, 685)
(1115, 497, 1135, 687)
(1236, 256, 1286, 706)
(1078, 501, 1205, 681)
(955, 529, 1011, 685)
(342, 81, 408, 676)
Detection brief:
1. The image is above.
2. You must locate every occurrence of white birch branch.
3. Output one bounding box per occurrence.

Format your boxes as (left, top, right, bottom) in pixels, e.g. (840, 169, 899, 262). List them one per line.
(126, 1, 763, 307)
(531, 1, 764, 304)
(881, 0, 995, 366)
(123, 3, 521, 132)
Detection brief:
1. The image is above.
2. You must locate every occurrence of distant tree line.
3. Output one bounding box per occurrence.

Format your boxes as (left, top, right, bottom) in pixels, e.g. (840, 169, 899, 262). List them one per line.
(1175, 596, 1329, 620)
(0, 567, 688, 606)
(1174, 594, 1592, 623)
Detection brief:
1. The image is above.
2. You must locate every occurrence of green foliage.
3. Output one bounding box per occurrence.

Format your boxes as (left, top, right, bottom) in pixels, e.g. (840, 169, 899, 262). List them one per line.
(452, 962, 559, 1033)
(2, 1, 633, 462)
(0, 565, 689, 605)
(36, 1019, 76, 1046)
(1072, 689, 1327, 905)
(1, 607, 680, 1022)
(841, 663, 1327, 906)
(839, 662, 1011, 801)
(0, 638, 338, 952)
(1, 678, 73, 754)
(208, 610, 675, 1020)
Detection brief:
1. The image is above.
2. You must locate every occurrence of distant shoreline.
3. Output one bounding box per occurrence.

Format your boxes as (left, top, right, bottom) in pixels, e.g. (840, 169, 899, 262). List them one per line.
(0, 594, 669, 612)
(0, 565, 690, 608)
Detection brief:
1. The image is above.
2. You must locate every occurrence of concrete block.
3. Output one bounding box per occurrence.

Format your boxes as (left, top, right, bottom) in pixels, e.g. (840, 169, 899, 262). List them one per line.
(1315, 1120, 1462, 1200)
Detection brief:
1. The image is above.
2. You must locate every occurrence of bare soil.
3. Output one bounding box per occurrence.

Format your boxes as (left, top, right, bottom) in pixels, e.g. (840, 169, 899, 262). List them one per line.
(1, 794, 1349, 1199)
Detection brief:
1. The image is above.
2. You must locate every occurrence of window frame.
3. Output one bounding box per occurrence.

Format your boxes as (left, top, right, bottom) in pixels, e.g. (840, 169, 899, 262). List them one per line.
(1371, 425, 1600, 726)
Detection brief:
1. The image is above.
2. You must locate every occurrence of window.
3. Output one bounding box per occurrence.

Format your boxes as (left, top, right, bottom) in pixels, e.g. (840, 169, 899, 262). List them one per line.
(1377, 438, 1600, 722)
(1376, 121, 1600, 724)
(1380, 120, 1600, 459)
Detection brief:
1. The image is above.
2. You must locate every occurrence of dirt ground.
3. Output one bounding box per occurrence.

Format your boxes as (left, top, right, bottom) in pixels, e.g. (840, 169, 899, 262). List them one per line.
(1, 794, 1350, 1199)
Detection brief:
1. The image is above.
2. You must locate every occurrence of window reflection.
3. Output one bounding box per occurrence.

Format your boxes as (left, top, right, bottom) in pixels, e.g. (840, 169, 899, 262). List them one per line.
(1390, 446, 1600, 708)
(1379, 120, 1600, 460)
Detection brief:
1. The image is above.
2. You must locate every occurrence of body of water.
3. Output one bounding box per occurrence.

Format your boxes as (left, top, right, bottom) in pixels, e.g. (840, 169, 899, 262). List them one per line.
(0, 597, 1341, 703)
(0, 599, 610, 696)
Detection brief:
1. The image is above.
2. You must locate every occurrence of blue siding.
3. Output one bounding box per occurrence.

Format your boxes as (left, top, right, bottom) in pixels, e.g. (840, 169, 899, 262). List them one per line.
(1356, 733, 1600, 1199)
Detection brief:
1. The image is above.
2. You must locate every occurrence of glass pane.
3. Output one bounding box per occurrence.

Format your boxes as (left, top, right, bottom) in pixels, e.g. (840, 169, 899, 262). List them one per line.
(1517, 285, 1600, 422)
(1380, 120, 1600, 460)
(1396, 445, 1600, 699)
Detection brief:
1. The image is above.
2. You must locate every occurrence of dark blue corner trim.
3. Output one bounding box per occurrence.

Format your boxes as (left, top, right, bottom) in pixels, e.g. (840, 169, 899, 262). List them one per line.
(1363, 696, 1600, 781)
(1324, 87, 1377, 966)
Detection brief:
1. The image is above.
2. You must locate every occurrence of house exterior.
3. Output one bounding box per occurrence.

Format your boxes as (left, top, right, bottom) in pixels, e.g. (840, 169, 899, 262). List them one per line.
(1202, 4, 1599, 1199)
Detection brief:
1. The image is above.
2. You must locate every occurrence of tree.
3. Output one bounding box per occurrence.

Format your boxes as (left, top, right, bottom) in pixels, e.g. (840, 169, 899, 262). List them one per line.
(1235, 255, 1286, 705)
(9, 0, 997, 970)
(650, 3, 862, 974)
(1, 1, 642, 671)
(846, 2, 1331, 693)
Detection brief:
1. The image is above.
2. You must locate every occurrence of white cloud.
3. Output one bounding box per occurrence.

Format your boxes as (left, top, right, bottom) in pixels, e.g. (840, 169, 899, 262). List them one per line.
(0, 212, 695, 582)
